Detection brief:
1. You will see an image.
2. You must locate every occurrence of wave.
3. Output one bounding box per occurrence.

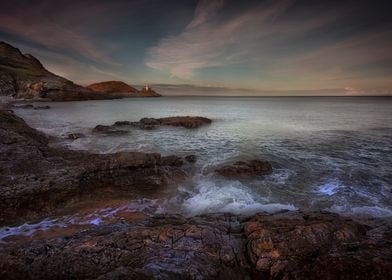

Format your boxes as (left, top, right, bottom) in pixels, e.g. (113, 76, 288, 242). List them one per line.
(180, 178, 297, 216)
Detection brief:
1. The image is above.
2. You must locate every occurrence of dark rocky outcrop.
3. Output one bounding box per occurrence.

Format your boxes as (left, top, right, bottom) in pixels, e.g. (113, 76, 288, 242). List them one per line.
(94, 116, 212, 132)
(215, 159, 273, 178)
(0, 108, 192, 225)
(111, 116, 212, 129)
(0, 212, 391, 279)
(159, 116, 212, 128)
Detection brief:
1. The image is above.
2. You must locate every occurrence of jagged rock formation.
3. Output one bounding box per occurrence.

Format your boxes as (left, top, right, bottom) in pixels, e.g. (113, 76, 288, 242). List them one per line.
(0, 211, 391, 279)
(0, 107, 192, 225)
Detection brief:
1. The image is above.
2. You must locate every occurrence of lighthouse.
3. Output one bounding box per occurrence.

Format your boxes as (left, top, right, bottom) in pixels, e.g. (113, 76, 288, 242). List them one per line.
(145, 85, 150, 91)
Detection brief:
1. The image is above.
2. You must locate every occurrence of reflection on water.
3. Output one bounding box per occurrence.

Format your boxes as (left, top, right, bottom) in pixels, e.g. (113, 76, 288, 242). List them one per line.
(14, 96, 392, 219)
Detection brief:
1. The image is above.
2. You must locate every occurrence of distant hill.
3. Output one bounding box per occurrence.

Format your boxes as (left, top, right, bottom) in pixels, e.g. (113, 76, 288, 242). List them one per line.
(0, 41, 160, 101)
(87, 81, 161, 97)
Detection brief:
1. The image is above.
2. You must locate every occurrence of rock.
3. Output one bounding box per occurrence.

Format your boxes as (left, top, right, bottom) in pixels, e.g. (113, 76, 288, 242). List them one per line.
(92, 124, 129, 135)
(159, 116, 212, 128)
(161, 155, 185, 166)
(33, 105, 51, 110)
(0, 108, 189, 225)
(130, 116, 212, 129)
(242, 212, 392, 279)
(113, 121, 131, 126)
(67, 133, 85, 140)
(12, 104, 34, 109)
(0, 212, 391, 279)
(215, 159, 272, 178)
(185, 154, 197, 163)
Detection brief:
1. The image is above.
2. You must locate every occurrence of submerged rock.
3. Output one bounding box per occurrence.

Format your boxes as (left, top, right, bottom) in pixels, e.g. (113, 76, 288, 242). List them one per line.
(159, 116, 212, 128)
(215, 159, 272, 178)
(11, 104, 34, 109)
(67, 132, 85, 140)
(33, 105, 51, 110)
(92, 124, 129, 135)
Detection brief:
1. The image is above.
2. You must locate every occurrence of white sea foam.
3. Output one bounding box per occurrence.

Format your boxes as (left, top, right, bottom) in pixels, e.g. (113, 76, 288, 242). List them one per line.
(316, 179, 344, 196)
(327, 205, 392, 218)
(181, 179, 297, 215)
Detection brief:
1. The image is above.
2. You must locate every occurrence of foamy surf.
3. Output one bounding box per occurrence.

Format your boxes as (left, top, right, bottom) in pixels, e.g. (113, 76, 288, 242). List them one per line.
(180, 178, 297, 216)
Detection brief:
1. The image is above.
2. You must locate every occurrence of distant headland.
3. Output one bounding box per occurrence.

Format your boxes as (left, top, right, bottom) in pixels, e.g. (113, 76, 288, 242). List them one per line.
(0, 41, 161, 101)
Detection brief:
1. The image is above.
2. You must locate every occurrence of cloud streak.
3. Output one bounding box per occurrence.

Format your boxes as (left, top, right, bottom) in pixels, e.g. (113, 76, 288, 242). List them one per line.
(146, 0, 392, 92)
(145, 0, 295, 79)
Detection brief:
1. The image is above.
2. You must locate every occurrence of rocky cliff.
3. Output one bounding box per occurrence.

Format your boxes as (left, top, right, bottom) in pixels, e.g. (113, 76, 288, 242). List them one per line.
(0, 41, 96, 101)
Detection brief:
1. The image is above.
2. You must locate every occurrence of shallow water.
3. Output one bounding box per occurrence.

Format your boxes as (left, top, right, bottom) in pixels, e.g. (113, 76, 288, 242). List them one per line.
(13, 96, 392, 219)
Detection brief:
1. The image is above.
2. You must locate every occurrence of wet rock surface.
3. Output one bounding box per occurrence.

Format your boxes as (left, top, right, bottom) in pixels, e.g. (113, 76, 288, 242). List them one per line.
(215, 159, 273, 178)
(159, 116, 212, 128)
(0, 108, 192, 225)
(0, 212, 391, 280)
(109, 116, 212, 130)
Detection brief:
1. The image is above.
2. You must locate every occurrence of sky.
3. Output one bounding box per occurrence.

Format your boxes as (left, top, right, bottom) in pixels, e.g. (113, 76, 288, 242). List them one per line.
(0, 0, 391, 95)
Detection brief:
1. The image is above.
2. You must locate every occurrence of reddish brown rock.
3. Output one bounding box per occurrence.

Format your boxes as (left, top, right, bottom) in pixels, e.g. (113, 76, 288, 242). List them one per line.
(0, 212, 391, 279)
(215, 159, 272, 178)
(87, 81, 138, 94)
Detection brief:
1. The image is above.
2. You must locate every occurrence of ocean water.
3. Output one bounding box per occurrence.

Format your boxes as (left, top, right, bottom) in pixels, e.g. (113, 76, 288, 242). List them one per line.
(14, 96, 392, 219)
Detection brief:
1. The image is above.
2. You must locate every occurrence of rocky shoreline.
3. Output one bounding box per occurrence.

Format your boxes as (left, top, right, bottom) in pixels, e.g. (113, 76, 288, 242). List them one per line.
(0, 106, 391, 279)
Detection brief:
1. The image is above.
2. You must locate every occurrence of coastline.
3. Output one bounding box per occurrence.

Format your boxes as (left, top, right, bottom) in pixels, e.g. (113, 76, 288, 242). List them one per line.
(0, 104, 391, 279)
